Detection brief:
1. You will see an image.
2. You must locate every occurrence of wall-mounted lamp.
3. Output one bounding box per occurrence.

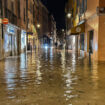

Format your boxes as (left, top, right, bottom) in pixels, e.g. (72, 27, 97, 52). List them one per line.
(37, 24, 41, 28)
(67, 13, 72, 18)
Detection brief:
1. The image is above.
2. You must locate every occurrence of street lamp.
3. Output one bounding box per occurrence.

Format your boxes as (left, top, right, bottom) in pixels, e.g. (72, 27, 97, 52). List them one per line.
(37, 23, 41, 29)
(67, 13, 72, 18)
(62, 29, 64, 32)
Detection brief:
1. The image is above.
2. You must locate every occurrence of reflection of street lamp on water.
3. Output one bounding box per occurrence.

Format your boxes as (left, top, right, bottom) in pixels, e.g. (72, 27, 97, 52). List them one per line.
(37, 23, 41, 46)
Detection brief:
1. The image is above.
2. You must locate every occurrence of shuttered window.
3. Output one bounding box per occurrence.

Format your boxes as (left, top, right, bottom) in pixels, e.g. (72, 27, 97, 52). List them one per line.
(77, 0, 80, 8)
(84, 0, 87, 12)
(0, 0, 2, 17)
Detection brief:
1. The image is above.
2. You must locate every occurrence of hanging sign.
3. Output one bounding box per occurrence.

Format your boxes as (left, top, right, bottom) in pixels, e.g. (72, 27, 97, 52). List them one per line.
(3, 18, 9, 24)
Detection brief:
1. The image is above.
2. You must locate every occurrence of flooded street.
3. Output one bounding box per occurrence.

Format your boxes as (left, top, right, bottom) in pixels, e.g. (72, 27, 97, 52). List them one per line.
(0, 48, 105, 105)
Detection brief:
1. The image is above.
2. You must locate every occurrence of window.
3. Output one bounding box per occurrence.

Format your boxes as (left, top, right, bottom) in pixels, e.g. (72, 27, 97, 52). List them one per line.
(11, 1, 14, 13)
(81, 0, 87, 14)
(81, 0, 84, 13)
(76, 0, 80, 14)
(84, 0, 87, 12)
(4, 0, 8, 17)
(0, 0, 2, 17)
(24, 8, 26, 22)
(4, 0, 7, 8)
(77, 0, 80, 8)
(18, 0, 20, 18)
(30, 2, 33, 14)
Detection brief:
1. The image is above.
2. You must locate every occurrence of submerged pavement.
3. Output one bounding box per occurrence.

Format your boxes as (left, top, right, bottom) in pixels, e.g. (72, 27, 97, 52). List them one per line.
(0, 48, 105, 105)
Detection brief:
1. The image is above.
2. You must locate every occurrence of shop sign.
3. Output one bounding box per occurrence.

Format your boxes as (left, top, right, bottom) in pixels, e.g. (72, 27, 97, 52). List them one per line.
(0, 18, 2, 24)
(3, 18, 9, 24)
(7, 26, 15, 34)
(70, 23, 85, 35)
(76, 27, 82, 33)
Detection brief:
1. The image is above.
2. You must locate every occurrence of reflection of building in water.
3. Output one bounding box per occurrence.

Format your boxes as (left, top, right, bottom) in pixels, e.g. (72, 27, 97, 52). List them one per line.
(61, 50, 66, 73)
(71, 53, 76, 73)
(50, 47, 54, 64)
(63, 69, 78, 101)
(36, 55, 42, 85)
(20, 53, 27, 78)
(91, 64, 99, 89)
(5, 59, 17, 90)
(20, 53, 27, 69)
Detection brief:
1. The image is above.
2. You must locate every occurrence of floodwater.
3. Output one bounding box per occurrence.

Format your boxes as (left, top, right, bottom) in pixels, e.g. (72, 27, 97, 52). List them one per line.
(0, 48, 105, 105)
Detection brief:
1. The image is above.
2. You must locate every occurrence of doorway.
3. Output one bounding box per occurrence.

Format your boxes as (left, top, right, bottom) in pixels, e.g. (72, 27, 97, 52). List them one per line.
(11, 34, 16, 56)
(80, 33, 84, 51)
(89, 30, 94, 54)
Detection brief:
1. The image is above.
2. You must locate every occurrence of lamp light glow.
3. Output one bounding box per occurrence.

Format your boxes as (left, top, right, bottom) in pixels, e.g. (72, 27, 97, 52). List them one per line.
(37, 24, 41, 28)
(67, 13, 71, 18)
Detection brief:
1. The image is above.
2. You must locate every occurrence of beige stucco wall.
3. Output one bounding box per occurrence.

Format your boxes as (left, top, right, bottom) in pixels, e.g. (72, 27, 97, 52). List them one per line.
(83, 0, 99, 60)
(98, 16, 105, 61)
(20, 0, 27, 30)
(85, 16, 99, 60)
(84, 0, 105, 61)
(97, 0, 105, 61)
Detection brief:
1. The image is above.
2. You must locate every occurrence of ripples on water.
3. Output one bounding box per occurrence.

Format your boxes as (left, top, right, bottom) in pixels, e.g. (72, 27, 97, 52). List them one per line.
(0, 48, 105, 105)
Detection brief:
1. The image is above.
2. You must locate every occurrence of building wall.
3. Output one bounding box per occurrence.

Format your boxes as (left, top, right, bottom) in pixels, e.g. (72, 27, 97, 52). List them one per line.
(65, 0, 105, 60)
(85, 15, 99, 60)
(0, 0, 3, 59)
(0, 0, 56, 59)
(20, 0, 27, 30)
(0, 0, 28, 58)
(80, 0, 105, 61)
(42, 6, 49, 35)
(98, 0, 105, 60)
(27, 0, 33, 32)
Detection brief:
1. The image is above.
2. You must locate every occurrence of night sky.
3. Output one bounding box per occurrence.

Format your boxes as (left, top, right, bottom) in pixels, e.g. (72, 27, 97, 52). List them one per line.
(41, 0, 68, 30)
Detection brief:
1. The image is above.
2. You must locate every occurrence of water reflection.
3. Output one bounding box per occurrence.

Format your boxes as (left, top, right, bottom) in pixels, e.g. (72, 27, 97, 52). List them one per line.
(0, 49, 105, 105)
(36, 53, 42, 85)
(5, 58, 17, 91)
(61, 50, 66, 72)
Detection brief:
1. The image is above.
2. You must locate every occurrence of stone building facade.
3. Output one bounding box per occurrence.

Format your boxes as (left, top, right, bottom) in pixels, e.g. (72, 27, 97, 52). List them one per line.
(0, 0, 56, 60)
(66, 0, 105, 61)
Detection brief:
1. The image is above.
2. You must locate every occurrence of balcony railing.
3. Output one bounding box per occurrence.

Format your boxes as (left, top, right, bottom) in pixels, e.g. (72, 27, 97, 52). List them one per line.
(5, 8, 17, 26)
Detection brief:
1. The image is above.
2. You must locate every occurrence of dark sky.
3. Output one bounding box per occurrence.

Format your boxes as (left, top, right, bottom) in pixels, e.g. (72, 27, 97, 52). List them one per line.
(41, 0, 67, 30)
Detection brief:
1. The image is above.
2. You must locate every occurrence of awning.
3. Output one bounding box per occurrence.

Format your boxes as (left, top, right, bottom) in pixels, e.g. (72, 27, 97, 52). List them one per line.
(70, 23, 85, 35)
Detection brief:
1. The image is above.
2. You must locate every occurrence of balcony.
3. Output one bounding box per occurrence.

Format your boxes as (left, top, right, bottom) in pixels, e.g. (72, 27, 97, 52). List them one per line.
(5, 8, 17, 26)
